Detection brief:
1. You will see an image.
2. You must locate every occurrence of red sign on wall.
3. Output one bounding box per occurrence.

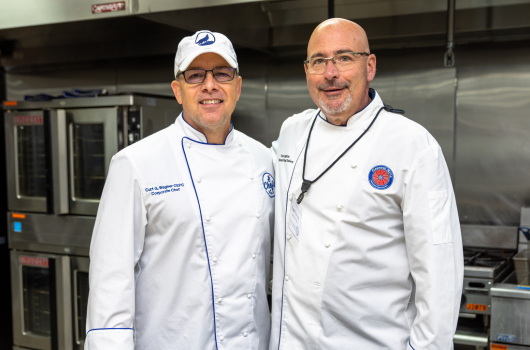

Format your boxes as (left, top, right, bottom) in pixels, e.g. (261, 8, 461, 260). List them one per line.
(13, 115, 44, 125)
(19, 256, 49, 267)
(91, 1, 126, 14)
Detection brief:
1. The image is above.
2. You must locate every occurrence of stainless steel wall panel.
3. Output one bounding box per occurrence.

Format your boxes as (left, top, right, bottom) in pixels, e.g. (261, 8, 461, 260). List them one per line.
(232, 78, 268, 145)
(266, 60, 315, 146)
(371, 68, 457, 177)
(455, 62, 530, 226)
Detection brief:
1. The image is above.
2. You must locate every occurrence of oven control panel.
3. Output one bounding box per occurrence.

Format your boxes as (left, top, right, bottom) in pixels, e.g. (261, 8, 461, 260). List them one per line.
(128, 109, 141, 145)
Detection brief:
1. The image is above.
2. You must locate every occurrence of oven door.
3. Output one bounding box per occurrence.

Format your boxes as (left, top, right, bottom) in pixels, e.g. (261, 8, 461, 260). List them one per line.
(11, 250, 73, 350)
(5, 111, 47, 213)
(5, 109, 69, 215)
(70, 257, 89, 350)
(67, 108, 119, 216)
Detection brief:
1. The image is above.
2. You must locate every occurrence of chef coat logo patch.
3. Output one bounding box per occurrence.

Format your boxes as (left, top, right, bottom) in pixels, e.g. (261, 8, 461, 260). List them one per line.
(369, 165, 394, 190)
(195, 31, 215, 46)
(263, 173, 275, 198)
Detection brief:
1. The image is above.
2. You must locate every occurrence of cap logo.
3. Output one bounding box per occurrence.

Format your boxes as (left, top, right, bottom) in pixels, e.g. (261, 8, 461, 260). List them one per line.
(195, 31, 215, 46)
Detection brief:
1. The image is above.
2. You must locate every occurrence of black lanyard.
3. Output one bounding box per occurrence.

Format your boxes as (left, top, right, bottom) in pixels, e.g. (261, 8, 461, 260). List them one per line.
(297, 104, 404, 204)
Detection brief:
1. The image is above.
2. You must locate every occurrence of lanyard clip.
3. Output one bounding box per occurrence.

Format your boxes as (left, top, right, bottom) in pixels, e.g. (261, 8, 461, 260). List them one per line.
(297, 180, 312, 204)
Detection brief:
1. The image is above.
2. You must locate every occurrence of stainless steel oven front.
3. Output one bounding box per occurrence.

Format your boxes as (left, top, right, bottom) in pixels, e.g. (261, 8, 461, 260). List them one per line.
(10, 250, 72, 350)
(3, 95, 180, 216)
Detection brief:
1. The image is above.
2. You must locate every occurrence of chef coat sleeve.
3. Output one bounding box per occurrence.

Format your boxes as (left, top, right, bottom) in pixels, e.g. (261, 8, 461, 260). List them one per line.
(85, 152, 147, 350)
(401, 141, 463, 350)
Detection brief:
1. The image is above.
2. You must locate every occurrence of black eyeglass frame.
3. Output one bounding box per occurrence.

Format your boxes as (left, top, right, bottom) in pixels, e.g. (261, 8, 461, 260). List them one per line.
(304, 51, 371, 68)
(176, 67, 238, 84)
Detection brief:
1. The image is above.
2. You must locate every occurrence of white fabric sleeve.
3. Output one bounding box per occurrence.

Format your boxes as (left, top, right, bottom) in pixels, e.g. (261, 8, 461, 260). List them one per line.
(85, 152, 147, 350)
(401, 141, 463, 350)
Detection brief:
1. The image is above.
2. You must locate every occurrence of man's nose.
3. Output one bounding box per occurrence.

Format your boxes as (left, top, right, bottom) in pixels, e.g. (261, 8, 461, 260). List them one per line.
(202, 71, 218, 92)
(324, 59, 340, 80)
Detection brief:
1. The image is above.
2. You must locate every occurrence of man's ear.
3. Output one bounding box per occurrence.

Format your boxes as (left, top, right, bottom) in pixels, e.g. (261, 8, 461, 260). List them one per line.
(171, 80, 183, 104)
(235, 75, 242, 102)
(367, 54, 377, 82)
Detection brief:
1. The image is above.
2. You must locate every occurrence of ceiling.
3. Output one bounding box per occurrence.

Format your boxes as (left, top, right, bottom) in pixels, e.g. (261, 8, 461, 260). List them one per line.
(1, 0, 530, 71)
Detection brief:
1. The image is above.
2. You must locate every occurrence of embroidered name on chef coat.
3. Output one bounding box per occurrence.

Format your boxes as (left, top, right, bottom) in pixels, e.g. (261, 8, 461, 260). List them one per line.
(145, 183, 185, 196)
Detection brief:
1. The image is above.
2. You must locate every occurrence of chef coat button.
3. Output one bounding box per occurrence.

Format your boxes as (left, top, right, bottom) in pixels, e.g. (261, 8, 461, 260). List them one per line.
(243, 332, 248, 337)
(212, 256, 218, 263)
(251, 254, 256, 259)
(205, 216, 211, 222)
(285, 275, 290, 281)
(220, 335, 224, 341)
(250, 175, 254, 180)
(217, 298, 223, 303)
(287, 235, 292, 241)
(336, 204, 343, 210)
(238, 142, 242, 146)
(196, 177, 201, 183)
(256, 212, 260, 218)
(325, 242, 330, 248)
(247, 294, 252, 299)
(186, 142, 191, 148)
(351, 164, 357, 168)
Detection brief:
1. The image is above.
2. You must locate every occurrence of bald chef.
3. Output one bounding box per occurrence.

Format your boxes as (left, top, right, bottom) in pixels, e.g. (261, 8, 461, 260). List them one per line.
(269, 19, 463, 350)
(86, 31, 274, 350)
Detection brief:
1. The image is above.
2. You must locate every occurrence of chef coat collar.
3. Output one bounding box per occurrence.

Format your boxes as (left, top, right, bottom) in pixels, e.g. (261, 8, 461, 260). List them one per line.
(177, 112, 235, 145)
(319, 88, 382, 129)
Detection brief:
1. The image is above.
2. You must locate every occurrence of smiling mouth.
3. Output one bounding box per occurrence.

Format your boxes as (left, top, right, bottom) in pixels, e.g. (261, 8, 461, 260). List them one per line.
(322, 88, 344, 93)
(200, 99, 222, 104)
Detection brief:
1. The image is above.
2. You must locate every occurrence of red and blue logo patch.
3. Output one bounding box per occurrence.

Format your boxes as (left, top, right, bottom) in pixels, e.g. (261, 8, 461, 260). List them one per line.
(368, 165, 394, 190)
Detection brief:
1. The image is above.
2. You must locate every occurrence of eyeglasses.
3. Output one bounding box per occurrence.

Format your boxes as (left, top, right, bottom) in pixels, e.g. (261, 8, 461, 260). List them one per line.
(304, 52, 370, 75)
(177, 67, 237, 84)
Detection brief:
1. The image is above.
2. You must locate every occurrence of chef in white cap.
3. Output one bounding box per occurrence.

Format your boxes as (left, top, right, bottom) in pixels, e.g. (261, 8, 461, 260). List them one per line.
(86, 30, 274, 350)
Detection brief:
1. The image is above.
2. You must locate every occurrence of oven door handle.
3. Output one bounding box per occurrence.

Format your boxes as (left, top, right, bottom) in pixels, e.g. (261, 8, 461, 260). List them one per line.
(49, 258, 59, 350)
(43, 109, 69, 215)
(48, 256, 73, 350)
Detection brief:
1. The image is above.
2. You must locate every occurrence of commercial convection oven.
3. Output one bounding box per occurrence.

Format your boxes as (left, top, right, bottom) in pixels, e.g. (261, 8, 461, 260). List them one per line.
(3, 95, 179, 216)
(3, 95, 180, 350)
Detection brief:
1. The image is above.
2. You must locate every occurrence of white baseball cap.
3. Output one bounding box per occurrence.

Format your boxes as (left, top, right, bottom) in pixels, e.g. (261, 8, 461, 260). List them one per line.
(174, 30, 238, 78)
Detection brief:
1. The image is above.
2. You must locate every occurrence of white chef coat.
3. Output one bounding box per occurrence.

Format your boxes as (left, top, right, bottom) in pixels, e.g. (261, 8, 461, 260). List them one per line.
(86, 114, 274, 350)
(269, 90, 463, 350)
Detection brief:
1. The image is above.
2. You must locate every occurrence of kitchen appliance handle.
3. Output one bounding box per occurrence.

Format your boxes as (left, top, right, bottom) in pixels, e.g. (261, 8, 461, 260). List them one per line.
(43, 109, 69, 214)
(49, 258, 59, 350)
(73, 269, 82, 345)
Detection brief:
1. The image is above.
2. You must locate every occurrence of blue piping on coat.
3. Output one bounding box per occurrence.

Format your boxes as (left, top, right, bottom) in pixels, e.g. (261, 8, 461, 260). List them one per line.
(86, 328, 133, 335)
(276, 138, 306, 350)
(181, 137, 219, 350)
(409, 340, 416, 350)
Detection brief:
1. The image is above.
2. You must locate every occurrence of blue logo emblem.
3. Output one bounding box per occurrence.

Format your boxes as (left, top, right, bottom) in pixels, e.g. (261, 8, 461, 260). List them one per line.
(195, 31, 215, 46)
(263, 173, 275, 198)
(369, 165, 394, 190)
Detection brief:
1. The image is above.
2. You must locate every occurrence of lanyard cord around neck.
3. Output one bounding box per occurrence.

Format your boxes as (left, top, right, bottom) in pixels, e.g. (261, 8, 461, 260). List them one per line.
(297, 104, 404, 204)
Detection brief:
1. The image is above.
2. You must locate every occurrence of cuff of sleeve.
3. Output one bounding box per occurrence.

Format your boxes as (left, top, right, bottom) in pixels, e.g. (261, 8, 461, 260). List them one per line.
(85, 328, 134, 350)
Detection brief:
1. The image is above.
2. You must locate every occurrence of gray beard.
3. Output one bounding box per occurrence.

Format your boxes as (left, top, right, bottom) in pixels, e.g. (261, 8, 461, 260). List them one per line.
(317, 92, 353, 117)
